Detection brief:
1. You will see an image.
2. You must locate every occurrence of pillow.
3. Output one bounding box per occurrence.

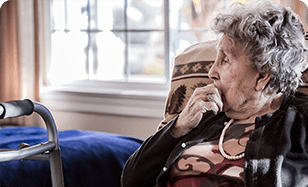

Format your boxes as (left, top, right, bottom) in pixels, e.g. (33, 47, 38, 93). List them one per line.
(158, 32, 308, 130)
(158, 39, 217, 130)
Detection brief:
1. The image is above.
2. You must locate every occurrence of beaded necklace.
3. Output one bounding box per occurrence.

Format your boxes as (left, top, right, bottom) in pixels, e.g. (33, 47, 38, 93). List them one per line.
(218, 119, 245, 160)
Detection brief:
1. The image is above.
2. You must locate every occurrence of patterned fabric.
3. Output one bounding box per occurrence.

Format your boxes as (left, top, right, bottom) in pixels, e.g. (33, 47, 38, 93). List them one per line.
(168, 123, 254, 184)
(167, 174, 244, 187)
(167, 122, 254, 187)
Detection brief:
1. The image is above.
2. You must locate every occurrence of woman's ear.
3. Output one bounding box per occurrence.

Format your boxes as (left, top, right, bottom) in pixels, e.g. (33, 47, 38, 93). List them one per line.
(256, 72, 271, 91)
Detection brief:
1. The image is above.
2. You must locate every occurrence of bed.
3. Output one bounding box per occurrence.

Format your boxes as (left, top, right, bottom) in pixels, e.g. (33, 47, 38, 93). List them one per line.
(0, 100, 143, 187)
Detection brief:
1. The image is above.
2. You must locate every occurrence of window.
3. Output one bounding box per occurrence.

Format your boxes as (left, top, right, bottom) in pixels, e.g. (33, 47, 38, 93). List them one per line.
(47, 0, 168, 88)
(46, 0, 232, 87)
(42, 0, 235, 117)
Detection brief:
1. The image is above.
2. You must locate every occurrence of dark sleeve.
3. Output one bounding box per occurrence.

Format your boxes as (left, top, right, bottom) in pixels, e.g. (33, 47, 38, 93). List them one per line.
(245, 105, 308, 187)
(121, 116, 182, 187)
(281, 106, 308, 187)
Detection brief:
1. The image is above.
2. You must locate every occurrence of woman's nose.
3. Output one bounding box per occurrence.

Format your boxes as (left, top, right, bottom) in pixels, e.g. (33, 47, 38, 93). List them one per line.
(208, 61, 219, 81)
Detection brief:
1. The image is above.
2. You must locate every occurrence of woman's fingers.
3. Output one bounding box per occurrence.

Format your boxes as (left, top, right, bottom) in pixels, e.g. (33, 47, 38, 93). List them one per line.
(201, 106, 209, 113)
(192, 89, 223, 114)
(171, 84, 223, 137)
(183, 84, 223, 120)
(199, 99, 220, 115)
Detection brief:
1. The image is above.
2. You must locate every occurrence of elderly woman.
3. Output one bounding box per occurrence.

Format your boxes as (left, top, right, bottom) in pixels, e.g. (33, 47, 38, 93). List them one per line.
(121, 0, 308, 186)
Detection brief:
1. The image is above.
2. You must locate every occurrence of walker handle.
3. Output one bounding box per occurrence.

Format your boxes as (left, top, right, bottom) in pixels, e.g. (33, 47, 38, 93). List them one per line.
(0, 99, 34, 119)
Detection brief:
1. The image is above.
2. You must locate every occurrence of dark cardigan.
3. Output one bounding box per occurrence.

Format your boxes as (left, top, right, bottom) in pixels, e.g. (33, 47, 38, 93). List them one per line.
(121, 92, 308, 187)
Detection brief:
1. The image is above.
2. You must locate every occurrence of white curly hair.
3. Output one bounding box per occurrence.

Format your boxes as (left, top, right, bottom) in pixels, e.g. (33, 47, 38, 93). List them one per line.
(211, 0, 308, 95)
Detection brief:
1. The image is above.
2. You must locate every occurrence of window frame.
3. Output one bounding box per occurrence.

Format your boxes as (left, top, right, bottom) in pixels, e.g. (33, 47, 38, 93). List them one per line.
(40, 0, 170, 118)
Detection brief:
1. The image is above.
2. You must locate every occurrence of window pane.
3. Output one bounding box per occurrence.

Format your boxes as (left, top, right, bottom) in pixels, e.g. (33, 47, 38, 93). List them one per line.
(48, 31, 88, 85)
(67, 0, 88, 31)
(128, 32, 165, 83)
(170, 0, 226, 56)
(93, 32, 125, 81)
(174, 0, 225, 30)
(52, 0, 65, 30)
(173, 31, 217, 55)
(127, 0, 164, 30)
(97, 0, 125, 30)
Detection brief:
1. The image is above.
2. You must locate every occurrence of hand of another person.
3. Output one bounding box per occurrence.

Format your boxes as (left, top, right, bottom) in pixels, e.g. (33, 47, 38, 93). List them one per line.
(170, 84, 223, 138)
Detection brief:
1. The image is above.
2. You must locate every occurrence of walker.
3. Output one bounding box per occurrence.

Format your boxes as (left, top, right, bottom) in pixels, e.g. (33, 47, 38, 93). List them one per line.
(0, 99, 64, 187)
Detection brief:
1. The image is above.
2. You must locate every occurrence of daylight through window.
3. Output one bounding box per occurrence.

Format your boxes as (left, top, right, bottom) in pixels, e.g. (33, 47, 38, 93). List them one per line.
(47, 0, 235, 88)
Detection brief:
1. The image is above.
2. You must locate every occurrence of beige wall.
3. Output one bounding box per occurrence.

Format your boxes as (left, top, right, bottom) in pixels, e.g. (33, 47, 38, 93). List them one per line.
(49, 110, 162, 140)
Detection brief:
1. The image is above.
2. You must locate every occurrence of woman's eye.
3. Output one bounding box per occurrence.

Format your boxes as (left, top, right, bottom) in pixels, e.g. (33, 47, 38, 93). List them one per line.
(223, 57, 228, 63)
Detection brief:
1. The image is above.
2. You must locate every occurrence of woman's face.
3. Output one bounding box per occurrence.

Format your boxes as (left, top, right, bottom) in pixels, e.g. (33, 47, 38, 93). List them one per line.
(208, 35, 261, 119)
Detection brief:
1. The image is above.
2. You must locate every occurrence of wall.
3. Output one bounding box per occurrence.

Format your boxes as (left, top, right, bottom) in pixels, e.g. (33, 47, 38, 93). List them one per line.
(49, 110, 162, 140)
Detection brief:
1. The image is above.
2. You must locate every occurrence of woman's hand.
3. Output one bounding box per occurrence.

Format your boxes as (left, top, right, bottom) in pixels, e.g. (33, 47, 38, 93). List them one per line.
(170, 84, 223, 138)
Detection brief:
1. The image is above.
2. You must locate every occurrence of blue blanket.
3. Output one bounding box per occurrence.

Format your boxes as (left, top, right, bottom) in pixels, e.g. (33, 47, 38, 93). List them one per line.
(0, 126, 143, 187)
